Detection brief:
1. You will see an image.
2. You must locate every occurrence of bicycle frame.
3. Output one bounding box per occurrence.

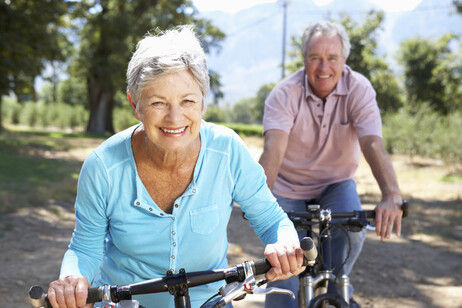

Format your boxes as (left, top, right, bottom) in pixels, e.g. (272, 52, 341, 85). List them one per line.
(296, 207, 353, 308)
(289, 201, 408, 308)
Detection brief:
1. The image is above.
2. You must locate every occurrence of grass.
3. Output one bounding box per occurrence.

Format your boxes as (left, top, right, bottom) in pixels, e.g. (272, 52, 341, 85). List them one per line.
(0, 128, 102, 214)
(441, 174, 462, 183)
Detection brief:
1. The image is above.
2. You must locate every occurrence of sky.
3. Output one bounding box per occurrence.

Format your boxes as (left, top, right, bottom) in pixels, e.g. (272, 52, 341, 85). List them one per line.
(193, 0, 423, 13)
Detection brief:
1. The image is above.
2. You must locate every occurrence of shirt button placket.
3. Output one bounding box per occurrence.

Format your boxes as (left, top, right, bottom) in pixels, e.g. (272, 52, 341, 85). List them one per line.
(170, 216, 178, 271)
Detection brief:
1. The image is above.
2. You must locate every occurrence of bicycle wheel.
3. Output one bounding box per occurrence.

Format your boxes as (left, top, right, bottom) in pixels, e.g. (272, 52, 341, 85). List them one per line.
(308, 293, 349, 308)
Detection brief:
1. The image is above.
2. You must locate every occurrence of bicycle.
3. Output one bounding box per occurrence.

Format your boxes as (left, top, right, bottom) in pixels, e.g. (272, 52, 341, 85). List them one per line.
(29, 237, 317, 308)
(287, 200, 409, 308)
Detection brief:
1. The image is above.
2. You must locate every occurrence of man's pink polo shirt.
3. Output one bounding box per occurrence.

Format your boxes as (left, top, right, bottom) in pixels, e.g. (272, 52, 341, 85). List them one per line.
(263, 65, 382, 200)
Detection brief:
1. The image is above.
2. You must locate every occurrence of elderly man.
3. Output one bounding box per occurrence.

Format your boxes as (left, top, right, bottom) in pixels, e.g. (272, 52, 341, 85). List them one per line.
(260, 21, 404, 308)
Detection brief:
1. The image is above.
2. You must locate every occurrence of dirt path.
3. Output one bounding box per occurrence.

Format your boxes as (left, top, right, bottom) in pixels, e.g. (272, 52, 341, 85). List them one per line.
(1, 137, 461, 308)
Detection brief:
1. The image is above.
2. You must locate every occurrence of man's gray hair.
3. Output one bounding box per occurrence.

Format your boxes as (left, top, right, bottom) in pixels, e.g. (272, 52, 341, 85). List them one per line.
(301, 21, 351, 59)
(126, 25, 209, 109)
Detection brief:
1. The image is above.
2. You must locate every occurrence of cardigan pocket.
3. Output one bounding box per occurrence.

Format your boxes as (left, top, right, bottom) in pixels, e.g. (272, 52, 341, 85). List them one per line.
(190, 204, 219, 235)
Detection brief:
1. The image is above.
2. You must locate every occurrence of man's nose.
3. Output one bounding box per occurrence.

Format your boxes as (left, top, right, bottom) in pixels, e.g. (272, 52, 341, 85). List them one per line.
(318, 59, 327, 70)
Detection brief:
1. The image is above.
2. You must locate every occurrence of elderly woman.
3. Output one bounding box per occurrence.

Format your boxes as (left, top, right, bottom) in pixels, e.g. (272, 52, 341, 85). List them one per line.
(47, 25, 304, 308)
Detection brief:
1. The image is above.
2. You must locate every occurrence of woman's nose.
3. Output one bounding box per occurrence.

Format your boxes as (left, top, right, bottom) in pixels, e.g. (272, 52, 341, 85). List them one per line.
(166, 104, 183, 121)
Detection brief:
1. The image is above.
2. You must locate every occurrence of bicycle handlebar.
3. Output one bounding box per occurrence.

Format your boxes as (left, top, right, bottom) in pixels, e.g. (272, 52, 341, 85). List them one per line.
(28, 259, 271, 308)
(287, 200, 409, 221)
(29, 238, 317, 308)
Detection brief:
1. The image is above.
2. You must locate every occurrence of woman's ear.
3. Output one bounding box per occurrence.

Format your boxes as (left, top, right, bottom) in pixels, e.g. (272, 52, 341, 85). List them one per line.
(127, 91, 142, 121)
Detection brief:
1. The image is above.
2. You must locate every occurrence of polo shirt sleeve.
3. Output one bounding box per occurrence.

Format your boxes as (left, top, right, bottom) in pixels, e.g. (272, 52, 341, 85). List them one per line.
(348, 76, 382, 138)
(228, 134, 298, 246)
(263, 82, 300, 135)
(60, 151, 109, 282)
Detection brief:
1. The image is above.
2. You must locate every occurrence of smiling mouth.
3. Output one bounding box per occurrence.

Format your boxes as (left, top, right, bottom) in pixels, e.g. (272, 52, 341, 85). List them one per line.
(317, 74, 331, 79)
(160, 127, 187, 134)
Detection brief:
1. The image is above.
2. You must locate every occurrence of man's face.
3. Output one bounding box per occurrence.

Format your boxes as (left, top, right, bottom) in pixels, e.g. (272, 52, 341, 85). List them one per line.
(304, 34, 346, 100)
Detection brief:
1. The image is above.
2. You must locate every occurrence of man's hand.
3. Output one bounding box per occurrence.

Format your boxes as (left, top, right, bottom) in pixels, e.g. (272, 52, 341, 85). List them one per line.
(264, 241, 305, 281)
(375, 199, 403, 241)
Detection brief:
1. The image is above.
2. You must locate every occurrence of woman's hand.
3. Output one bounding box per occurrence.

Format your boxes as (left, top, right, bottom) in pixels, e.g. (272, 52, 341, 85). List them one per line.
(47, 276, 92, 308)
(264, 241, 305, 281)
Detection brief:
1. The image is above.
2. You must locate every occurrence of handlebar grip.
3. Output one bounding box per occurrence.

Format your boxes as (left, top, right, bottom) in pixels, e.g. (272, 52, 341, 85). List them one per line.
(87, 286, 102, 304)
(252, 258, 272, 276)
(401, 200, 409, 218)
(363, 210, 376, 219)
(29, 285, 51, 308)
(29, 285, 102, 308)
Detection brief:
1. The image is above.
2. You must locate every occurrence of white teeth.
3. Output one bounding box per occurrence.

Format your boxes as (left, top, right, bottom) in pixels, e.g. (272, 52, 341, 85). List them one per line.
(318, 75, 330, 79)
(161, 127, 186, 134)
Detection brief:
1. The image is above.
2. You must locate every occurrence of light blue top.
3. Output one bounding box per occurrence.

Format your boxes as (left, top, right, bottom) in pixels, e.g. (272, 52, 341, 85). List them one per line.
(60, 120, 297, 307)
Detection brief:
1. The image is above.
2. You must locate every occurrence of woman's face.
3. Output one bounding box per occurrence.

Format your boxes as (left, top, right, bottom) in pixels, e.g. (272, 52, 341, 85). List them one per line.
(134, 70, 203, 152)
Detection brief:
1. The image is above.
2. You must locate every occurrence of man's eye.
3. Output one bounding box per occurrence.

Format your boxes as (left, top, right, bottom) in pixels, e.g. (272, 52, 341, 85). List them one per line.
(183, 100, 196, 104)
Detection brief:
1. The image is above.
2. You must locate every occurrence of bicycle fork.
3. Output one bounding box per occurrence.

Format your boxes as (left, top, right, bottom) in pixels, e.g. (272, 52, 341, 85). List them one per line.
(298, 272, 350, 308)
(298, 208, 350, 307)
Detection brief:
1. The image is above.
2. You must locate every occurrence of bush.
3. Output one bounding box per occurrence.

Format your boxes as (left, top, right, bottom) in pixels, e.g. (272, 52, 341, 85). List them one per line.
(2, 96, 22, 124)
(204, 105, 229, 123)
(219, 123, 263, 138)
(114, 107, 139, 132)
(1, 98, 88, 131)
(383, 105, 462, 166)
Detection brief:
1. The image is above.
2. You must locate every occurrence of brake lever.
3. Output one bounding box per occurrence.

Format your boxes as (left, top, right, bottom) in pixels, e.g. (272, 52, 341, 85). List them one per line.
(215, 261, 295, 307)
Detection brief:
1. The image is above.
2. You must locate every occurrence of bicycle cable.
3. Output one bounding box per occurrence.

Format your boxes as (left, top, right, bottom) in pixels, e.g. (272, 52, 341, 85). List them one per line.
(200, 292, 221, 308)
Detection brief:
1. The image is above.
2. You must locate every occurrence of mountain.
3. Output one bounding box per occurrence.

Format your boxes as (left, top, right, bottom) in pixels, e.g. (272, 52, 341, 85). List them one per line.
(198, 0, 462, 106)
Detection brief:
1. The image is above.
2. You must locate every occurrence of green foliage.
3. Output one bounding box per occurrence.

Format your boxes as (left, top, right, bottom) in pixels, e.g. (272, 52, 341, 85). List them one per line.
(0, 0, 72, 100)
(383, 106, 462, 166)
(455, 0, 462, 14)
(113, 107, 140, 132)
(397, 34, 462, 115)
(2, 99, 88, 130)
(220, 123, 263, 138)
(253, 83, 275, 123)
(208, 70, 224, 104)
(231, 98, 257, 124)
(204, 105, 230, 123)
(285, 35, 303, 74)
(338, 11, 384, 79)
(58, 78, 88, 106)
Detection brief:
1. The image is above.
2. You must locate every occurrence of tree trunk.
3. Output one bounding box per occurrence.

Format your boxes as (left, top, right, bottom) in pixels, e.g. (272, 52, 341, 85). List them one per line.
(0, 97, 3, 133)
(86, 75, 115, 135)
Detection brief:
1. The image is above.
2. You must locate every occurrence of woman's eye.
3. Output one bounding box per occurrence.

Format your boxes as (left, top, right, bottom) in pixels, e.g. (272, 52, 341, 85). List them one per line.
(151, 101, 165, 107)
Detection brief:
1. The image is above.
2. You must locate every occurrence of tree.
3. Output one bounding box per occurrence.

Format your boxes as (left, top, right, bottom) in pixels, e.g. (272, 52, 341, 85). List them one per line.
(203, 104, 229, 123)
(285, 11, 403, 114)
(59, 77, 88, 106)
(397, 34, 462, 114)
(209, 70, 224, 105)
(71, 0, 225, 134)
(454, 0, 462, 14)
(232, 98, 256, 124)
(0, 0, 71, 131)
(253, 83, 275, 123)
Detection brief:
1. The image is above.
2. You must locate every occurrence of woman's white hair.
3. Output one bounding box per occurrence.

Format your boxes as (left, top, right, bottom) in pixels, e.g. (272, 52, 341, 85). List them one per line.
(301, 21, 351, 59)
(126, 25, 209, 111)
